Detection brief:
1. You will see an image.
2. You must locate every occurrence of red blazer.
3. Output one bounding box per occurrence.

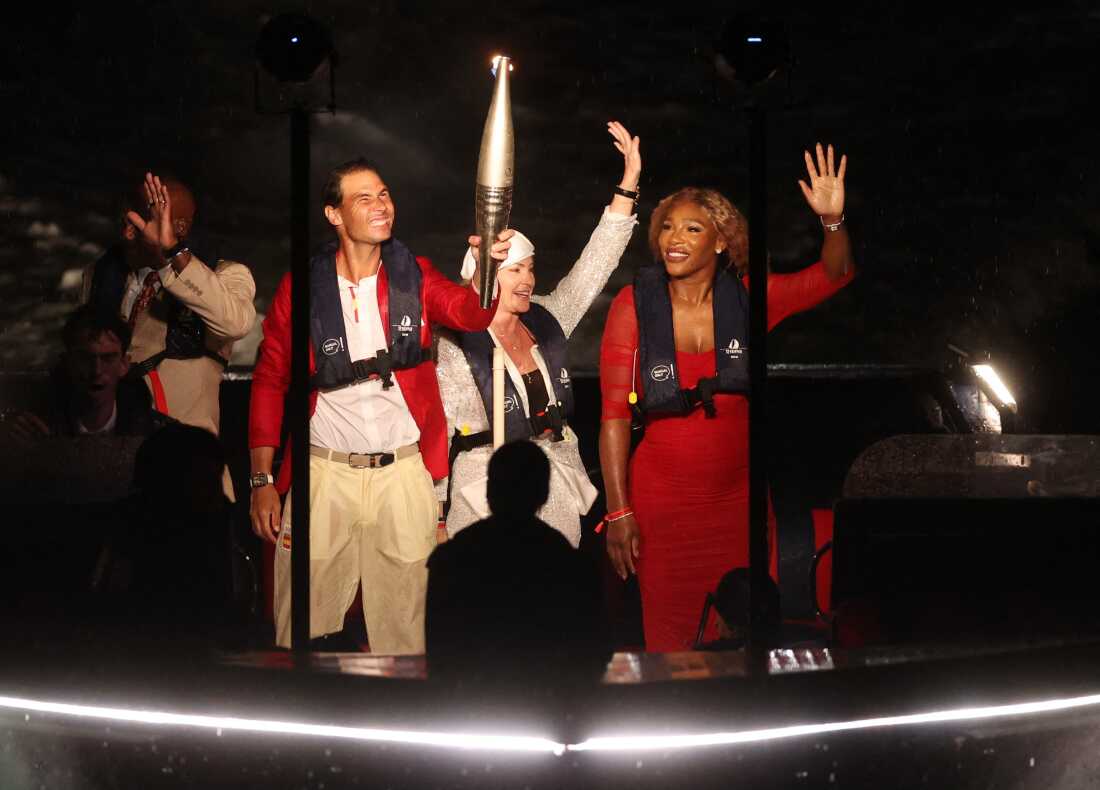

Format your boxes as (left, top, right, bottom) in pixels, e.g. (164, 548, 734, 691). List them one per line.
(249, 254, 495, 493)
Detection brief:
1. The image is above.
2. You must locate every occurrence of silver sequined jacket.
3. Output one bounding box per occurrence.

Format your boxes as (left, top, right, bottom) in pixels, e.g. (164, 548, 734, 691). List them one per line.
(435, 207, 637, 547)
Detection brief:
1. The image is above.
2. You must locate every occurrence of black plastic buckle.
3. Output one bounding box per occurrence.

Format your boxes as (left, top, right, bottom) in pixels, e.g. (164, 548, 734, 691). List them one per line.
(545, 403, 566, 442)
(351, 358, 376, 382)
(529, 403, 567, 442)
(374, 349, 394, 389)
(697, 379, 718, 418)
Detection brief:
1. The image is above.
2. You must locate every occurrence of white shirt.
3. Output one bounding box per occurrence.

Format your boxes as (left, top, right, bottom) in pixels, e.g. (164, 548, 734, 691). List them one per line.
(75, 403, 118, 435)
(120, 263, 174, 321)
(309, 274, 421, 454)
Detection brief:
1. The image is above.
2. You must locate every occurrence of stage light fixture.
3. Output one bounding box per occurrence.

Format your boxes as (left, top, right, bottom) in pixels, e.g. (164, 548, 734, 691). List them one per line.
(972, 364, 1017, 413)
(715, 14, 789, 87)
(256, 13, 334, 83)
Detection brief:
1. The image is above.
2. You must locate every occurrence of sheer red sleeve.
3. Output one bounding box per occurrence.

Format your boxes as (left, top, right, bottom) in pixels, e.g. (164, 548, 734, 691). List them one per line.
(762, 261, 854, 331)
(599, 285, 639, 421)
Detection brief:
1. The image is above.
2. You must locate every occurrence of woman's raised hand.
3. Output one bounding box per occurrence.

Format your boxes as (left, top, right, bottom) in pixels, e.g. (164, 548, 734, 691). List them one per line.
(608, 121, 641, 189)
(798, 143, 847, 220)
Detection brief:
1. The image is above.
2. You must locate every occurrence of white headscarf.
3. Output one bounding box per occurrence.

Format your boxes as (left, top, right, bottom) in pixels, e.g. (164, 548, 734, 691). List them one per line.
(460, 229, 535, 281)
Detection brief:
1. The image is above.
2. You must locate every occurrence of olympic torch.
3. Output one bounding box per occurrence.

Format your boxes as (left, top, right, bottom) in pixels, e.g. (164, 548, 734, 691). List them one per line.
(474, 55, 515, 309)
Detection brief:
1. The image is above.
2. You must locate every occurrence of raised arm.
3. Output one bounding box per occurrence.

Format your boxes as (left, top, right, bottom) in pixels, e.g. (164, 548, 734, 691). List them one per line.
(537, 121, 641, 336)
(127, 172, 257, 341)
(423, 231, 515, 331)
(160, 257, 257, 342)
(797, 142, 854, 281)
(761, 143, 857, 330)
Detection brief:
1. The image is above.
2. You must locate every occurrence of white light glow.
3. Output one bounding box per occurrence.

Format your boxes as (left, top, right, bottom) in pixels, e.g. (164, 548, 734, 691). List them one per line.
(490, 54, 514, 76)
(0, 695, 564, 755)
(569, 692, 1100, 751)
(972, 364, 1017, 409)
(7, 689, 1100, 755)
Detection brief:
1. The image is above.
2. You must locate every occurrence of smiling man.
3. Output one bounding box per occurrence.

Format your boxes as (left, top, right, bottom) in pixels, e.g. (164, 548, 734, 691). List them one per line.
(248, 158, 509, 653)
(3, 306, 173, 443)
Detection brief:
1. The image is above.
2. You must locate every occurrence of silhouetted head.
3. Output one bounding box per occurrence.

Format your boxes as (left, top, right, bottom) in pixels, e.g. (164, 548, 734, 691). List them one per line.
(134, 423, 226, 515)
(714, 568, 780, 639)
(486, 440, 550, 520)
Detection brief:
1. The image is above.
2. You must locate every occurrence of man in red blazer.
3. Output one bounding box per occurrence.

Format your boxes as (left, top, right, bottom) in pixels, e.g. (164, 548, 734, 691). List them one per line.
(249, 158, 508, 653)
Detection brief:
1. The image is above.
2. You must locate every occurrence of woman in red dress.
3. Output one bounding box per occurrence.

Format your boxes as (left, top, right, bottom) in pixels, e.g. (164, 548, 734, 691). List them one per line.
(599, 143, 855, 652)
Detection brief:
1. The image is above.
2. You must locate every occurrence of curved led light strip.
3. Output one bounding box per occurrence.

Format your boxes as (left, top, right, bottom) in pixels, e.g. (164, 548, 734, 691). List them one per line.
(570, 692, 1100, 751)
(0, 695, 564, 755)
(5, 690, 1100, 754)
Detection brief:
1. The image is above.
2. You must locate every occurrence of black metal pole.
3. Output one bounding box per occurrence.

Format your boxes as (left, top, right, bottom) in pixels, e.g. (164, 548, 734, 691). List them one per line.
(747, 103, 769, 667)
(289, 107, 312, 652)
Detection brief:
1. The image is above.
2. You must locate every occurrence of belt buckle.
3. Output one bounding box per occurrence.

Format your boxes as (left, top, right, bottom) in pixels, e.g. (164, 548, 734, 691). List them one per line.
(348, 452, 379, 469)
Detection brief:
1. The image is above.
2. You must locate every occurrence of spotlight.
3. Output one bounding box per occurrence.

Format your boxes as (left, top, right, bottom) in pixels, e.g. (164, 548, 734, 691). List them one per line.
(715, 14, 789, 87)
(256, 13, 334, 83)
(972, 363, 1017, 413)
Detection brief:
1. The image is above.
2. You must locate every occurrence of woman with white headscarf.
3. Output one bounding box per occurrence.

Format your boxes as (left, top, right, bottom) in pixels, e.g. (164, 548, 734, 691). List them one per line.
(434, 121, 641, 547)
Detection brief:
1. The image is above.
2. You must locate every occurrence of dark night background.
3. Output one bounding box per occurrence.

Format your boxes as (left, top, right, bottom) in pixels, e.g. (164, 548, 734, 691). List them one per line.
(2, 1, 1099, 432)
(5, 6, 1100, 787)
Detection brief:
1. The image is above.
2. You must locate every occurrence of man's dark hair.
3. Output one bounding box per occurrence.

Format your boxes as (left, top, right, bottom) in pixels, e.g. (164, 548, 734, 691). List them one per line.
(321, 157, 383, 210)
(486, 441, 551, 519)
(62, 305, 132, 353)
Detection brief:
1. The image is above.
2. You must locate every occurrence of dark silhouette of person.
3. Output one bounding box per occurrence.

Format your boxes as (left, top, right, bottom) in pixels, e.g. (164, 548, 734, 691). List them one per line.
(696, 568, 781, 650)
(426, 441, 610, 687)
(91, 422, 235, 641)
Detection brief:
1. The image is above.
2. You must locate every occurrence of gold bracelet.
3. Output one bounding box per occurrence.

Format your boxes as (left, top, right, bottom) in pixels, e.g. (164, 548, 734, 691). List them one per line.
(820, 214, 845, 232)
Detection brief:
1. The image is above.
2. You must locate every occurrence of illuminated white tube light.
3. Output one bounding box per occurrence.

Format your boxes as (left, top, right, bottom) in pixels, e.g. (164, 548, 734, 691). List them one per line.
(0, 695, 564, 755)
(569, 692, 1100, 751)
(6, 690, 1100, 755)
(972, 364, 1017, 410)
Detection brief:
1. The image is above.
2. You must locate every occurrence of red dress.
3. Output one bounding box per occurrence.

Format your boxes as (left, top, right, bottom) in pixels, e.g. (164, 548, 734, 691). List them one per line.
(599, 263, 853, 652)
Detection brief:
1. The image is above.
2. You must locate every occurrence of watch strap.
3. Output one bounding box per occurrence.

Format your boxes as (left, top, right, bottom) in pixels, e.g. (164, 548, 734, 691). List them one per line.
(163, 241, 190, 259)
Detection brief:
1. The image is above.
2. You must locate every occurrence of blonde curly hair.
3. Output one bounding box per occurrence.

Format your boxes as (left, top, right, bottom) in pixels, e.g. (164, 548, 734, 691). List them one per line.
(648, 188, 749, 274)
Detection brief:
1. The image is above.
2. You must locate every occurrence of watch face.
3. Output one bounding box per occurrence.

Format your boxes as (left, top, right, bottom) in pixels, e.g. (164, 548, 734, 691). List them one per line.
(251, 474, 272, 488)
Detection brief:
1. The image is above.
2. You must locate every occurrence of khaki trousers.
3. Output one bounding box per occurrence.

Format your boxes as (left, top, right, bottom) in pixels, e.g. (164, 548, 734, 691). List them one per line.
(274, 449, 438, 654)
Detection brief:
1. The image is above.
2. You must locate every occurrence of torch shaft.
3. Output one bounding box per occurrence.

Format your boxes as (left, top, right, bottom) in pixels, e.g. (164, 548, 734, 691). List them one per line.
(474, 55, 514, 310)
(476, 185, 513, 308)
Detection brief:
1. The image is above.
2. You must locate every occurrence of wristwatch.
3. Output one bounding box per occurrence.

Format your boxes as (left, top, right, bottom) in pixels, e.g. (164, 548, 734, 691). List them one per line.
(249, 472, 275, 489)
(162, 240, 190, 259)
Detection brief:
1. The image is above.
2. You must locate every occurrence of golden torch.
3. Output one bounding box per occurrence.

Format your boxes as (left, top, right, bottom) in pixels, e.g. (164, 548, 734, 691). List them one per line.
(475, 54, 515, 309)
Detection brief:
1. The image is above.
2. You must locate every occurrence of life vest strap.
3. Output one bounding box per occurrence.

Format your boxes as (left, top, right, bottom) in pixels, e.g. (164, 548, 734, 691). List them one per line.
(313, 347, 432, 392)
(682, 375, 721, 418)
(131, 347, 229, 378)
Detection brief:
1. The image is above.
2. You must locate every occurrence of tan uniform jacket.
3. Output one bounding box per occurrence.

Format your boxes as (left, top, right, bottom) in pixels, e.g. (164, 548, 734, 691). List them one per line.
(125, 256, 257, 437)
